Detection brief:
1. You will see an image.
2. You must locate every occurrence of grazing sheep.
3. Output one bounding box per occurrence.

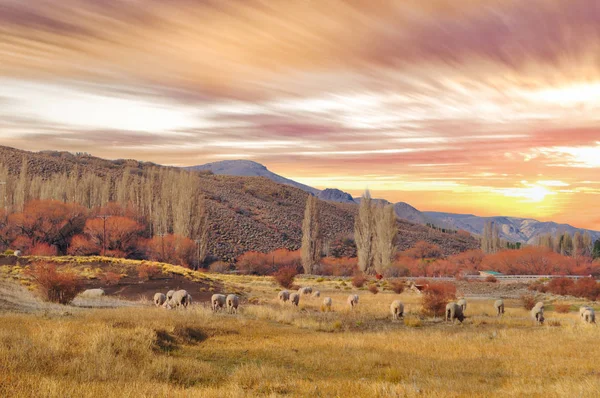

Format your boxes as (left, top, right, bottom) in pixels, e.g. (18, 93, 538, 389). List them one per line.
(534, 302, 544, 312)
(298, 286, 313, 295)
(457, 298, 467, 312)
(171, 290, 191, 309)
(445, 302, 465, 323)
(278, 290, 290, 303)
(494, 299, 505, 316)
(290, 292, 300, 306)
(390, 300, 404, 320)
(531, 306, 544, 325)
(153, 292, 167, 307)
(323, 297, 332, 311)
(226, 294, 239, 314)
(166, 290, 175, 302)
(347, 294, 359, 309)
(582, 308, 595, 324)
(211, 294, 227, 312)
(580, 306, 592, 320)
(312, 290, 321, 298)
(79, 288, 105, 298)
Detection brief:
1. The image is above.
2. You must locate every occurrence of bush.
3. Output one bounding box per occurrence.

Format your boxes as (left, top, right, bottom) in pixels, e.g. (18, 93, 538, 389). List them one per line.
(25, 263, 83, 304)
(100, 271, 122, 286)
(520, 294, 537, 310)
(29, 243, 58, 256)
(571, 278, 600, 301)
(138, 264, 162, 281)
(4, 249, 14, 255)
(554, 303, 571, 313)
(528, 280, 546, 292)
(546, 277, 575, 296)
(320, 257, 358, 276)
(421, 282, 456, 317)
(367, 284, 379, 294)
(351, 273, 367, 288)
(272, 266, 298, 289)
(209, 261, 230, 273)
(389, 280, 405, 294)
(485, 275, 497, 283)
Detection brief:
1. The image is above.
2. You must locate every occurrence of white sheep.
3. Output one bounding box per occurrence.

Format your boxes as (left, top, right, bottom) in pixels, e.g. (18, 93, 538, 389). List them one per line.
(390, 300, 404, 320)
(494, 299, 505, 316)
(457, 298, 467, 312)
(579, 306, 592, 320)
(170, 290, 191, 309)
(582, 307, 595, 324)
(312, 290, 321, 298)
(153, 292, 167, 307)
(531, 305, 544, 325)
(290, 292, 300, 306)
(211, 294, 227, 312)
(347, 294, 359, 309)
(323, 297, 332, 311)
(298, 286, 313, 295)
(166, 290, 175, 302)
(445, 302, 465, 323)
(226, 294, 239, 314)
(79, 288, 105, 298)
(278, 290, 290, 303)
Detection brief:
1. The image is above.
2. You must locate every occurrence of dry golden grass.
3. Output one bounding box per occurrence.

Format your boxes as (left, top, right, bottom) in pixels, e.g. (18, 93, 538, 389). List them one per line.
(1, 274, 600, 397)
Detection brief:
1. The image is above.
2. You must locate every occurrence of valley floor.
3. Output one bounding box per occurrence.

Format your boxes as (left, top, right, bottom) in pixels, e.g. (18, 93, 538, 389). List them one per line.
(2, 274, 600, 397)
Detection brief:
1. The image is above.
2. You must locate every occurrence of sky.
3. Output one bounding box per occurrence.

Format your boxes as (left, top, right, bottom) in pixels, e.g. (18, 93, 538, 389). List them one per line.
(1, 0, 600, 229)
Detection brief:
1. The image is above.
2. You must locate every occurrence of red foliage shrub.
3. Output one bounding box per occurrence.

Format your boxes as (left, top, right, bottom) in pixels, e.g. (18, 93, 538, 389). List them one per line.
(554, 303, 571, 313)
(209, 261, 230, 273)
(528, 280, 547, 292)
(85, 216, 142, 257)
(368, 284, 379, 294)
(11, 236, 33, 253)
(546, 277, 575, 296)
(100, 271, 122, 286)
(520, 294, 537, 310)
(319, 257, 358, 276)
(327, 234, 357, 258)
(352, 273, 367, 288)
(29, 242, 58, 256)
(235, 249, 301, 276)
(389, 280, 405, 294)
(375, 273, 383, 280)
(67, 234, 99, 256)
(146, 234, 195, 267)
(25, 263, 83, 304)
(570, 278, 600, 301)
(421, 282, 456, 317)
(402, 241, 443, 260)
(138, 264, 162, 281)
(273, 266, 298, 289)
(382, 262, 411, 278)
(485, 275, 498, 283)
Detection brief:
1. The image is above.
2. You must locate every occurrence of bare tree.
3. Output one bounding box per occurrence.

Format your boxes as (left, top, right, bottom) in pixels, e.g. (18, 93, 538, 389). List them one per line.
(301, 195, 321, 274)
(355, 190, 375, 273)
(373, 204, 397, 274)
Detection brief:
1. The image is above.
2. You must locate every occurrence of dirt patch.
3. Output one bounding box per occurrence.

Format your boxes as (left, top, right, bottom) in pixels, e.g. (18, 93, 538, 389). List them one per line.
(455, 281, 530, 298)
(84, 274, 222, 302)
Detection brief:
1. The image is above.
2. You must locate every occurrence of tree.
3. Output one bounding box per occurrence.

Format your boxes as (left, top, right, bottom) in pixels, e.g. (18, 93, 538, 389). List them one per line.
(593, 240, 600, 260)
(481, 221, 501, 253)
(561, 232, 573, 256)
(373, 204, 397, 273)
(84, 216, 142, 257)
(583, 232, 593, 257)
(355, 190, 376, 273)
(573, 231, 584, 257)
(301, 195, 322, 274)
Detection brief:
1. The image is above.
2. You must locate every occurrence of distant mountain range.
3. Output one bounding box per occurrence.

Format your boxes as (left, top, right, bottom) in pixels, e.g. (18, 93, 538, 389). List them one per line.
(188, 159, 600, 244)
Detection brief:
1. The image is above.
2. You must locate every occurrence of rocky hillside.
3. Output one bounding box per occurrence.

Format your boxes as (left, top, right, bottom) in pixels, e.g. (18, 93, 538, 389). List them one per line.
(317, 188, 355, 204)
(0, 145, 480, 261)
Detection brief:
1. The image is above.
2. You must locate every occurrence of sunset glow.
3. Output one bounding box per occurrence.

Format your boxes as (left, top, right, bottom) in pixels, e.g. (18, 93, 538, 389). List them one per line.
(1, 0, 600, 229)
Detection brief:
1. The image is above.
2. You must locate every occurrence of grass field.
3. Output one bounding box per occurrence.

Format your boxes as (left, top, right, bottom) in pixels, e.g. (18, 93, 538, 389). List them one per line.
(1, 274, 599, 397)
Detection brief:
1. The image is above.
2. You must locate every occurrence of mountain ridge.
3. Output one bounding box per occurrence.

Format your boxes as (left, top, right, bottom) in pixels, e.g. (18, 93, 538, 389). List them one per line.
(189, 158, 600, 244)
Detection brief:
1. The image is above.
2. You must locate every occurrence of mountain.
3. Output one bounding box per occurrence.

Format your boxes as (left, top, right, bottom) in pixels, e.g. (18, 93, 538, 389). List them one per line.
(187, 160, 320, 196)
(423, 212, 600, 244)
(393, 202, 431, 225)
(318, 188, 355, 204)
